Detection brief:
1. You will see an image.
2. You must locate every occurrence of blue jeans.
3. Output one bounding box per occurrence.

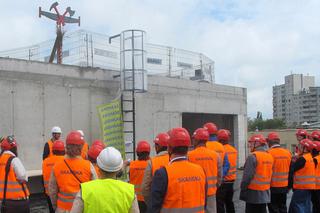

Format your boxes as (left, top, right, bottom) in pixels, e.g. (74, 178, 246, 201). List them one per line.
(289, 190, 312, 213)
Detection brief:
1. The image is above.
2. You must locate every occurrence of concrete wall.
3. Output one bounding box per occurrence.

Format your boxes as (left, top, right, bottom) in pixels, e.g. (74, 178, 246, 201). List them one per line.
(0, 57, 247, 170)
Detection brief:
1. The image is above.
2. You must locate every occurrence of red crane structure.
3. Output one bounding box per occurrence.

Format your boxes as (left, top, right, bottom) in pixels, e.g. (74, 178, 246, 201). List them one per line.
(39, 2, 80, 64)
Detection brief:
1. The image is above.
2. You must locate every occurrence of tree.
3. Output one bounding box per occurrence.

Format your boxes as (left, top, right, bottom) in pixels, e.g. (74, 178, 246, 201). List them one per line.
(248, 118, 286, 131)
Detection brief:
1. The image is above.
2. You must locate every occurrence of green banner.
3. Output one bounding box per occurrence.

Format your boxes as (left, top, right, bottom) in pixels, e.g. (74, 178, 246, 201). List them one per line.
(97, 98, 125, 157)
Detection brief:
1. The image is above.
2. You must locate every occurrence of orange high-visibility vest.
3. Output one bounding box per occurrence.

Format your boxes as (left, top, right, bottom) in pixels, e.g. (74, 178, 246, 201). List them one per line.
(0, 153, 30, 200)
(206, 141, 225, 162)
(224, 144, 237, 181)
(129, 160, 148, 201)
(81, 143, 89, 159)
(293, 153, 315, 190)
(188, 146, 219, 196)
(268, 147, 291, 188)
(42, 155, 64, 194)
(151, 154, 169, 176)
(47, 139, 54, 158)
(315, 155, 320, 190)
(162, 160, 206, 213)
(248, 151, 274, 191)
(53, 158, 92, 210)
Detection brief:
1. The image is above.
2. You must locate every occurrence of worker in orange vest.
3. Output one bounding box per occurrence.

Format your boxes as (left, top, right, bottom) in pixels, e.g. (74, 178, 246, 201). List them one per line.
(43, 126, 62, 160)
(42, 140, 65, 213)
(129, 140, 151, 213)
(151, 127, 206, 212)
(141, 132, 170, 209)
(204, 123, 230, 179)
(216, 129, 237, 213)
(77, 130, 89, 159)
(188, 128, 222, 213)
(296, 129, 308, 142)
(288, 138, 315, 213)
(0, 136, 30, 213)
(240, 134, 274, 213)
(49, 131, 97, 212)
(266, 132, 291, 213)
(87, 140, 105, 178)
(310, 132, 320, 213)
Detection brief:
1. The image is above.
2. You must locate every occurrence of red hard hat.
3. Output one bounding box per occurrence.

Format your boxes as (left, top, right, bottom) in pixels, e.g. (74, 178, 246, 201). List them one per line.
(52, 140, 65, 151)
(312, 141, 320, 151)
(192, 128, 209, 141)
(217, 129, 230, 141)
(299, 139, 314, 151)
(203, 123, 218, 135)
(311, 131, 320, 141)
(296, 129, 308, 137)
(168, 127, 191, 147)
(66, 131, 85, 145)
(248, 134, 267, 144)
(1, 136, 17, 151)
(88, 144, 104, 160)
(92, 140, 106, 148)
(154, 133, 170, 147)
(136, 140, 151, 153)
(267, 132, 280, 141)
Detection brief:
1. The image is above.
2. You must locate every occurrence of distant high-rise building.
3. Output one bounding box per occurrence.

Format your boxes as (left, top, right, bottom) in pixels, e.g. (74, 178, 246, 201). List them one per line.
(273, 74, 319, 126)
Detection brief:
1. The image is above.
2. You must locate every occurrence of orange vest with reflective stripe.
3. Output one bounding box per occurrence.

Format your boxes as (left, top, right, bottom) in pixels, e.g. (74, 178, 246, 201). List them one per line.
(151, 154, 169, 176)
(224, 144, 237, 181)
(206, 141, 225, 162)
(42, 155, 64, 195)
(81, 143, 89, 159)
(248, 151, 274, 191)
(162, 160, 206, 213)
(129, 160, 148, 201)
(315, 155, 320, 190)
(53, 158, 92, 210)
(293, 153, 315, 190)
(268, 147, 291, 188)
(47, 139, 53, 158)
(188, 146, 219, 196)
(0, 153, 30, 200)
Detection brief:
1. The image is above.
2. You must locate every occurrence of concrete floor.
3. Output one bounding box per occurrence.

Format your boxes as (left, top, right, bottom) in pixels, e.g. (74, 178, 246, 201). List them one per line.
(30, 170, 293, 213)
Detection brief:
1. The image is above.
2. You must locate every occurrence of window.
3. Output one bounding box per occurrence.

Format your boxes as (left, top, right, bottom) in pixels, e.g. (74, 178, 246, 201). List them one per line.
(147, 58, 162, 65)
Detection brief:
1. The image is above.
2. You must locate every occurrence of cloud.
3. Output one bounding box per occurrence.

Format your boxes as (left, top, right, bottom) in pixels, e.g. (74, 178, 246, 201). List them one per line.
(1, 0, 320, 119)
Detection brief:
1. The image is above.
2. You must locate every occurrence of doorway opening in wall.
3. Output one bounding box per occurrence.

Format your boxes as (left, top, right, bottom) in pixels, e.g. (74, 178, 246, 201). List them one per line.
(182, 113, 235, 146)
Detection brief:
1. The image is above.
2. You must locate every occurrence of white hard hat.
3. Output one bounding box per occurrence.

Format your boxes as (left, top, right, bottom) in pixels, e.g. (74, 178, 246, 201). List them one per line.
(51, 126, 62, 134)
(97, 147, 123, 172)
(77, 130, 84, 137)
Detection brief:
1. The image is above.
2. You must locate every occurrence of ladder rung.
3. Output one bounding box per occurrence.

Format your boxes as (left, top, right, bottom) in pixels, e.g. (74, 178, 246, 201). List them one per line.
(122, 99, 133, 102)
(124, 131, 133, 133)
(123, 110, 133, 113)
(123, 120, 134, 123)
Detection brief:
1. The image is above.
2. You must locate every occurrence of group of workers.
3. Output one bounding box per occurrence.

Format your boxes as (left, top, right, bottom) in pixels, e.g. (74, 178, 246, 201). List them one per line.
(0, 123, 319, 213)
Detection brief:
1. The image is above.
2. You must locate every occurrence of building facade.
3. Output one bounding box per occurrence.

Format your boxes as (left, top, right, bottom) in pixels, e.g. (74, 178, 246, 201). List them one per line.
(273, 74, 319, 126)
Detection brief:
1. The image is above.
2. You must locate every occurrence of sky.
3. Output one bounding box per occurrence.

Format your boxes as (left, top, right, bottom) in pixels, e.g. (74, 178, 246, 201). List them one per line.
(1, 0, 320, 119)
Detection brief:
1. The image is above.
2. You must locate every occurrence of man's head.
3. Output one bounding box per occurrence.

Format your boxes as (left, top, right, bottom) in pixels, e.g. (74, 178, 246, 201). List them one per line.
(311, 131, 320, 142)
(52, 140, 65, 156)
(296, 129, 308, 141)
(203, 122, 218, 137)
(248, 134, 267, 152)
(266, 132, 280, 147)
(192, 128, 209, 147)
(136, 140, 150, 160)
(51, 126, 62, 141)
(154, 133, 170, 154)
(97, 147, 123, 178)
(298, 139, 314, 155)
(65, 131, 85, 157)
(1, 136, 18, 156)
(167, 127, 190, 157)
(88, 144, 104, 163)
(217, 129, 230, 145)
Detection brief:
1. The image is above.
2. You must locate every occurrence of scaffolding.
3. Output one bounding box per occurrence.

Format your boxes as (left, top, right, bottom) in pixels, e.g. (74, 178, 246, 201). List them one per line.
(0, 29, 215, 83)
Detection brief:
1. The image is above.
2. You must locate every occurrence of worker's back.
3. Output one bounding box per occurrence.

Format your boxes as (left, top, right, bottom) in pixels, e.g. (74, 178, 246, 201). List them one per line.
(81, 179, 134, 213)
(129, 159, 148, 201)
(207, 140, 225, 161)
(151, 153, 169, 176)
(268, 146, 291, 188)
(224, 144, 238, 181)
(293, 153, 315, 190)
(42, 155, 64, 194)
(188, 146, 219, 196)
